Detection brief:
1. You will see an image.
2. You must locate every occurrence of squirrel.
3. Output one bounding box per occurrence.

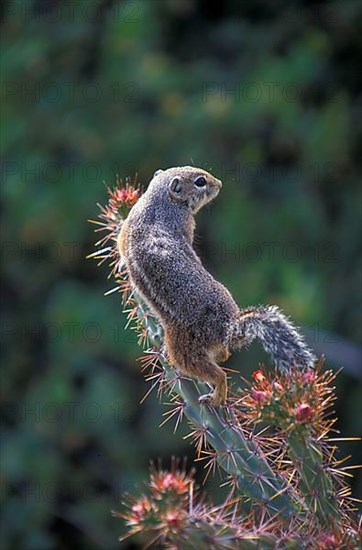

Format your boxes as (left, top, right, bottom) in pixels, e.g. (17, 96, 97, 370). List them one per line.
(118, 166, 316, 406)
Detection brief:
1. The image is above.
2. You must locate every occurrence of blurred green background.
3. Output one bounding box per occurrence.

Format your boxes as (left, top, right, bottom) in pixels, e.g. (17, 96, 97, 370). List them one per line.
(1, 0, 361, 548)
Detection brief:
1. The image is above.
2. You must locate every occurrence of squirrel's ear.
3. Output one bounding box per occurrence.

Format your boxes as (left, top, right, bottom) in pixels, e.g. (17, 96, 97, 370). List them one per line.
(153, 169, 163, 178)
(168, 177, 183, 200)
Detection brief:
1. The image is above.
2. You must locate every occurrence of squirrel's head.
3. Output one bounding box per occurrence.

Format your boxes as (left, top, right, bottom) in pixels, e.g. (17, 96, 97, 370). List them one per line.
(151, 166, 222, 214)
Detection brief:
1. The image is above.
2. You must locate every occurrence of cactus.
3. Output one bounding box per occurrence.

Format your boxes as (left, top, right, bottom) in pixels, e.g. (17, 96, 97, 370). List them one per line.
(89, 177, 361, 549)
(238, 367, 359, 528)
(113, 459, 302, 549)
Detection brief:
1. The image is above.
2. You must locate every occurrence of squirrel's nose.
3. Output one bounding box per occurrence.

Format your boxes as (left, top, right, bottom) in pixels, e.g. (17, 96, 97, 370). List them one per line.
(215, 179, 222, 188)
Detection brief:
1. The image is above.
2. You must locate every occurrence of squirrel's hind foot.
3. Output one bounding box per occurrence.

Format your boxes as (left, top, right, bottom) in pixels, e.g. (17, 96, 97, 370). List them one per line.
(199, 383, 227, 407)
(199, 392, 219, 407)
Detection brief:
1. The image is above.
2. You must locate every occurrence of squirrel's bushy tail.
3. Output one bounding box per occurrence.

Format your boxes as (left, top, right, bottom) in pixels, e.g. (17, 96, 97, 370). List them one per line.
(230, 305, 316, 370)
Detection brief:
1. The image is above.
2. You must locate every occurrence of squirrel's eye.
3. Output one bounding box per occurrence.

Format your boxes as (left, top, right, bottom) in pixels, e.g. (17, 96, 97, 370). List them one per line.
(194, 176, 207, 187)
(170, 177, 182, 194)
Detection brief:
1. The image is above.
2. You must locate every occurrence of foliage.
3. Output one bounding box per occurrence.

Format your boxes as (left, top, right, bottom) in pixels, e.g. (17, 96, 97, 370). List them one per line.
(1, 1, 361, 548)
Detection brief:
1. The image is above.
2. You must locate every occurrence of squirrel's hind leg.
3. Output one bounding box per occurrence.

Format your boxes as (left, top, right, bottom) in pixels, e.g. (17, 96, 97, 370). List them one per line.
(166, 347, 227, 407)
(164, 330, 228, 406)
(212, 345, 231, 363)
(188, 356, 227, 407)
